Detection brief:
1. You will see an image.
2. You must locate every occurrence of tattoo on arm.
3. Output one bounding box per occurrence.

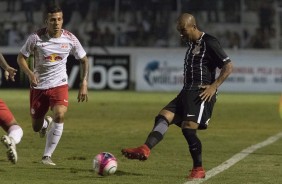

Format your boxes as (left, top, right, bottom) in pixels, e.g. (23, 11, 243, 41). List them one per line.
(80, 56, 89, 82)
(214, 62, 233, 88)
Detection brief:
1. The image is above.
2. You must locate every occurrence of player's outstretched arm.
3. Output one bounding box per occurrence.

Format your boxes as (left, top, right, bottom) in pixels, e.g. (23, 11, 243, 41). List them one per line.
(77, 56, 89, 102)
(0, 52, 17, 81)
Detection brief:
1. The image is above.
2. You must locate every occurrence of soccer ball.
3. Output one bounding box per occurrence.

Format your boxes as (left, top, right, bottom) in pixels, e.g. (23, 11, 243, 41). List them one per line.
(93, 152, 117, 176)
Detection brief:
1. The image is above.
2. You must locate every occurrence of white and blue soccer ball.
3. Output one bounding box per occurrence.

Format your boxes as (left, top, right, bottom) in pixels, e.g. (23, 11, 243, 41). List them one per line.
(93, 152, 117, 176)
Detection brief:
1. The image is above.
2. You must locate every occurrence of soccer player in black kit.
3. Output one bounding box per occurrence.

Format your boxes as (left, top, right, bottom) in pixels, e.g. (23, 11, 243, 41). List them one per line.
(122, 13, 233, 180)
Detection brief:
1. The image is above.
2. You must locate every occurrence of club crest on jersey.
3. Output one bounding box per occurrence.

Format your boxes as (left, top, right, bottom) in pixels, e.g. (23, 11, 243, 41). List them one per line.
(44, 54, 63, 62)
(60, 43, 69, 49)
(192, 45, 201, 55)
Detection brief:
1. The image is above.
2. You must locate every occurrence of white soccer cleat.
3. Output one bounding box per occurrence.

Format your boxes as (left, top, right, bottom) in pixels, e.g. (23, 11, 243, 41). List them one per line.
(39, 116, 53, 138)
(1, 135, 18, 164)
(41, 156, 56, 166)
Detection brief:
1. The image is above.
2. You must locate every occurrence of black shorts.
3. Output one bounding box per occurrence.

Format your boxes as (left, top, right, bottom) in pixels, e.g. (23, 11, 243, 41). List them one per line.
(163, 89, 216, 129)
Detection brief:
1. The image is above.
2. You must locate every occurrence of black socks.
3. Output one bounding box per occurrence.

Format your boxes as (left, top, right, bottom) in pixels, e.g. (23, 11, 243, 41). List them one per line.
(145, 131, 163, 149)
(182, 128, 202, 167)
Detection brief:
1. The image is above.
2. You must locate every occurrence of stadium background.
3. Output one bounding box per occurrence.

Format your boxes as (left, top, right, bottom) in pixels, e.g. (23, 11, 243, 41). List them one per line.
(0, 0, 281, 93)
(0, 1, 281, 184)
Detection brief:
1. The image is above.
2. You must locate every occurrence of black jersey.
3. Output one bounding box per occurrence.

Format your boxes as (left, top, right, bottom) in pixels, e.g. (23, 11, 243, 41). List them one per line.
(183, 33, 231, 90)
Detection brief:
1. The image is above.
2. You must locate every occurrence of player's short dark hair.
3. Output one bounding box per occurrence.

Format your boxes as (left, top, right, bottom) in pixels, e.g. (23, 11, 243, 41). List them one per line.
(43, 0, 63, 20)
(43, 0, 62, 20)
(47, 3, 62, 14)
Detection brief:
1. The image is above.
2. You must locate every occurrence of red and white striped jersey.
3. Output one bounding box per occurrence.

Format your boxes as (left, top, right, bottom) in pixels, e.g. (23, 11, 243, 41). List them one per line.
(20, 28, 86, 89)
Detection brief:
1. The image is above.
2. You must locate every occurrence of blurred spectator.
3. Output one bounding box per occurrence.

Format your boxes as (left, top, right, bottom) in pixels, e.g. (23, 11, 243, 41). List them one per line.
(223, 0, 241, 22)
(126, 20, 138, 46)
(116, 26, 128, 46)
(22, 23, 36, 40)
(248, 28, 270, 49)
(135, 23, 148, 47)
(88, 22, 103, 47)
(0, 23, 8, 46)
(205, 0, 220, 22)
(181, 0, 203, 19)
(77, 0, 90, 20)
(228, 32, 241, 49)
(101, 26, 115, 46)
(61, 0, 76, 27)
(258, 0, 275, 33)
(268, 27, 277, 49)
(21, 0, 35, 23)
(242, 29, 251, 48)
(0, 0, 279, 49)
(216, 30, 241, 49)
(97, 0, 115, 22)
(8, 22, 24, 46)
(6, 0, 16, 12)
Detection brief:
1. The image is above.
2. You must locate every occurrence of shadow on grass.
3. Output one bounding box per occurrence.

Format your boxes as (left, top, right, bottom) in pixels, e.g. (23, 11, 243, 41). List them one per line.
(115, 170, 143, 176)
(74, 170, 144, 180)
(67, 156, 87, 160)
(34, 165, 143, 176)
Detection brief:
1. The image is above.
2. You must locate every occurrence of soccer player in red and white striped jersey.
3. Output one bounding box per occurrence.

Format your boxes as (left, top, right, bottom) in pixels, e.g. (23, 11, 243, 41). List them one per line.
(0, 52, 23, 164)
(17, 2, 89, 166)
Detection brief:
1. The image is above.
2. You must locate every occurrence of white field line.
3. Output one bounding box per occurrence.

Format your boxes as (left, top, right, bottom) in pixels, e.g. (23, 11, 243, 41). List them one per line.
(184, 132, 282, 184)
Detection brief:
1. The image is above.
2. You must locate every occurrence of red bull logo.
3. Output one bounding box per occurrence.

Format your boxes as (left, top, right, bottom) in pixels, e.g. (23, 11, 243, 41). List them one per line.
(44, 54, 63, 62)
(61, 43, 69, 49)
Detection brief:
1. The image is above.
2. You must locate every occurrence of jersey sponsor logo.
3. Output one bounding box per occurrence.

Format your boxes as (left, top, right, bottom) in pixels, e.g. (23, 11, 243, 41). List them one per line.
(44, 54, 63, 62)
(60, 43, 69, 49)
(192, 44, 201, 55)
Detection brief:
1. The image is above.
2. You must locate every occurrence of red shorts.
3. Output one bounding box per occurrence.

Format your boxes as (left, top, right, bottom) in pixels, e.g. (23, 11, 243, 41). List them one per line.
(30, 85, 69, 119)
(0, 99, 14, 126)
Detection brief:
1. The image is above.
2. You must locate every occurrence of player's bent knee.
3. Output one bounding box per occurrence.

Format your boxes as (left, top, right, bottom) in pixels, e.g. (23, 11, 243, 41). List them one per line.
(53, 113, 65, 123)
(155, 115, 169, 126)
(158, 110, 174, 124)
(181, 121, 199, 129)
(182, 128, 196, 136)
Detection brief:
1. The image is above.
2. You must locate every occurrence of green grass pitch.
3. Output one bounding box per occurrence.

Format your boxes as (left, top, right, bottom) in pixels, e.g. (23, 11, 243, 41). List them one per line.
(0, 89, 281, 184)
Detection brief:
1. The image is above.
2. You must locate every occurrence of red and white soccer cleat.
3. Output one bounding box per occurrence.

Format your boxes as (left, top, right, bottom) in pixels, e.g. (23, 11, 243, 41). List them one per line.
(187, 167, 205, 180)
(121, 144, 151, 161)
